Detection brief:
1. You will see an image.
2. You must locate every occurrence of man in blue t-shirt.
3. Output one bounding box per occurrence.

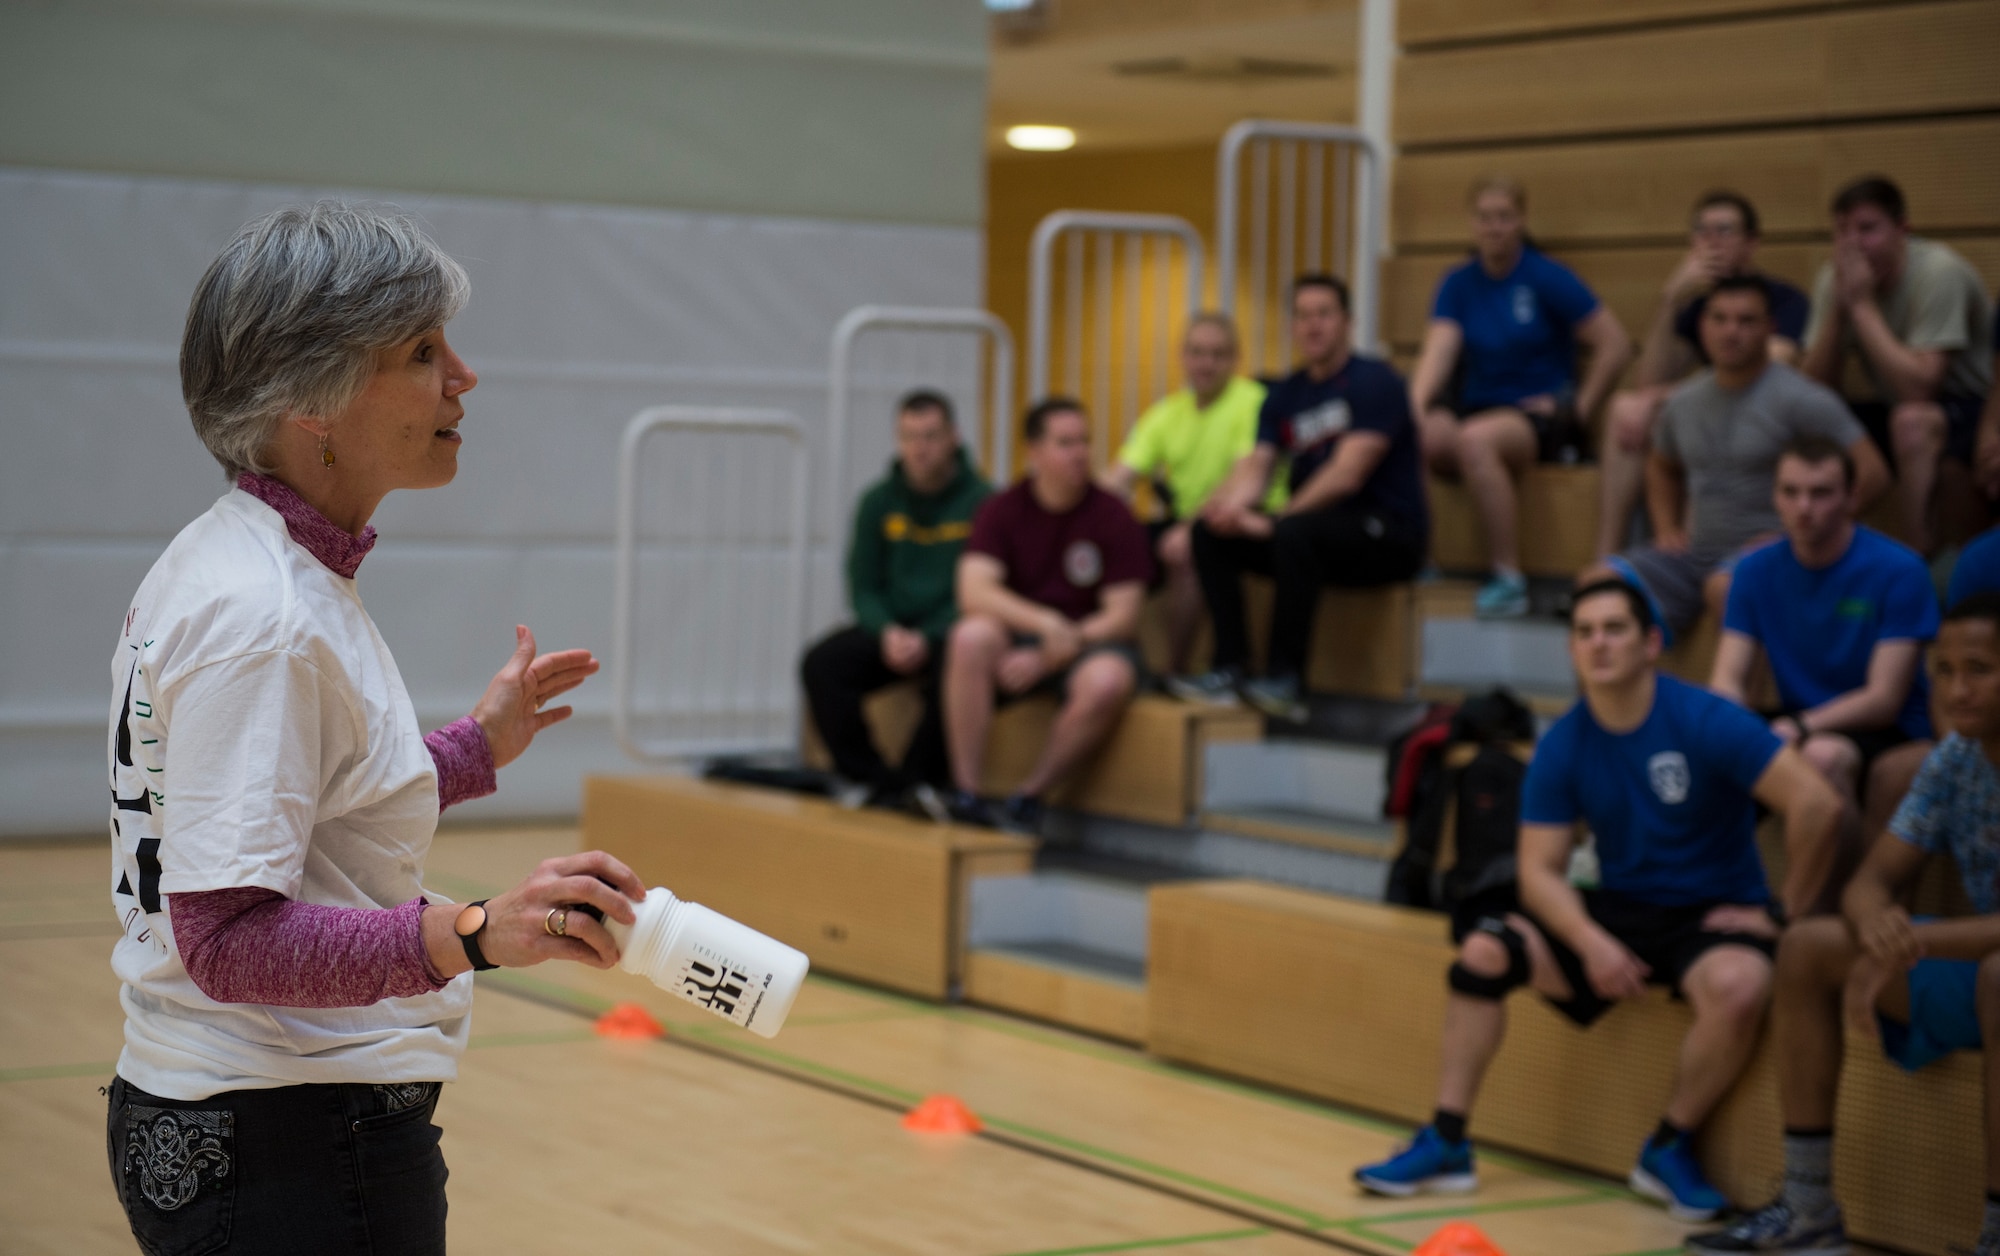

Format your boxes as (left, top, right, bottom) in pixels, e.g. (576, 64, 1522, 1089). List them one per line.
(1595, 192, 1811, 559)
(1407, 178, 1633, 618)
(1172, 274, 1428, 721)
(1714, 436, 1938, 856)
(1690, 594, 2000, 1256)
(1357, 579, 1844, 1222)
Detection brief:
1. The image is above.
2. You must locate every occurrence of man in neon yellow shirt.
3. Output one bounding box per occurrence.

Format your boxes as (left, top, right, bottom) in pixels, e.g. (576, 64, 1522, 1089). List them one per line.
(1099, 313, 1277, 671)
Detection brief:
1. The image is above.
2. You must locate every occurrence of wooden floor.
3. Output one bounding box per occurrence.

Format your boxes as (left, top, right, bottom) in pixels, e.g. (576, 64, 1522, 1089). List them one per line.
(0, 828, 1890, 1256)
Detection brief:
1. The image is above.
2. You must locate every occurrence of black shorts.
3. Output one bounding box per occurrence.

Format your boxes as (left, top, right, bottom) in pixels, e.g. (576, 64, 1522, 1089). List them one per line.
(1510, 890, 1774, 1028)
(1431, 391, 1587, 464)
(1757, 712, 1917, 798)
(1003, 634, 1146, 702)
(1852, 395, 1987, 466)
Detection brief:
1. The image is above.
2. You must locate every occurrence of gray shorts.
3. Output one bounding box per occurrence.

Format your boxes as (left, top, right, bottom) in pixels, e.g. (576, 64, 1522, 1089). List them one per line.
(1004, 633, 1145, 702)
(1607, 545, 1756, 642)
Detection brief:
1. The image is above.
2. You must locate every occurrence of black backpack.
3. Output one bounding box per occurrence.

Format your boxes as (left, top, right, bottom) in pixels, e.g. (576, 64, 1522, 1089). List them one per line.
(1385, 688, 1535, 912)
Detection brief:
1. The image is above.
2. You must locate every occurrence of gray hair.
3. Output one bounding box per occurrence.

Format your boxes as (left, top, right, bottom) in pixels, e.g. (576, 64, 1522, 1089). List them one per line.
(180, 201, 470, 477)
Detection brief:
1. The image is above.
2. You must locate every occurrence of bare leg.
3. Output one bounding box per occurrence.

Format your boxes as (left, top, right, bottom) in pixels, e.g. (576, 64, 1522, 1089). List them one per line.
(1702, 568, 1732, 629)
(1455, 409, 1538, 574)
(1597, 388, 1668, 557)
(944, 614, 1007, 793)
(1890, 401, 1947, 555)
(1015, 653, 1136, 797)
(1158, 522, 1203, 674)
(1663, 945, 1774, 1129)
(1435, 913, 1573, 1115)
(1774, 919, 1864, 1129)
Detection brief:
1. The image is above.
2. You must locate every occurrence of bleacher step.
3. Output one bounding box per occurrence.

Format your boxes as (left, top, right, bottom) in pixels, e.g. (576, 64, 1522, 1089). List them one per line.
(1202, 738, 1387, 824)
(1202, 807, 1399, 860)
(1420, 615, 1576, 695)
(963, 869, 1150, 1042)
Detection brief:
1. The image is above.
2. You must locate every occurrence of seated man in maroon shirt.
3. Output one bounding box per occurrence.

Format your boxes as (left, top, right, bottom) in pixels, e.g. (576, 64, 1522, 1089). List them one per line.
(942, 397, 1154, 835)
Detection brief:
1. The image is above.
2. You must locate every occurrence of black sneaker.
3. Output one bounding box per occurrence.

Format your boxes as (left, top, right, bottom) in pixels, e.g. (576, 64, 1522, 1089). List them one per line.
(944, 789, 997, 828)
(1684, 1198, 1848, 1254)
(1164, 668, 1243, 706)
(996, 793, 1045, 838)
(1241, 674, 1308, 723)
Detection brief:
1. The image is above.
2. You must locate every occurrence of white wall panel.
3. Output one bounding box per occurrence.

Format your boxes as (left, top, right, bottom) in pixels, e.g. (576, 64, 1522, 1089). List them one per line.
(0, 167, 981, 834)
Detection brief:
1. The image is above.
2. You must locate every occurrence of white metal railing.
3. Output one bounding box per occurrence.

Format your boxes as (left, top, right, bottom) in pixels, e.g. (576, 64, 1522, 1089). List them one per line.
(1026, 210, 1206, 463)
(611, 406, 811, 762)
(826, 305, 1015, 508)
(1216, 120, 1387, 373)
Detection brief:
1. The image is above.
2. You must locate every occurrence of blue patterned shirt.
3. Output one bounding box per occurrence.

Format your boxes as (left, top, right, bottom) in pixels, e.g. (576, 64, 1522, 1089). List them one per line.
(1887, 734, 2000, 914)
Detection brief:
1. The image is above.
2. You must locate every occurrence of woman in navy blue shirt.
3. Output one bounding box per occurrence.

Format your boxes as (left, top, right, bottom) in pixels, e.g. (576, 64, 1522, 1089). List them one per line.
(1410, 176, 1632, 618)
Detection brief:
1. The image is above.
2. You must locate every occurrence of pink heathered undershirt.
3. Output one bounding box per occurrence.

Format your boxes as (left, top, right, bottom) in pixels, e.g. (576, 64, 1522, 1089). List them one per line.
(169, 475, 500, 1008)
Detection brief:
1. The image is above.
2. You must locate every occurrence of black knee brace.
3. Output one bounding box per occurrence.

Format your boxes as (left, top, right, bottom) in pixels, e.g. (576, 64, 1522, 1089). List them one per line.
(1448, 917, 1530, 1000)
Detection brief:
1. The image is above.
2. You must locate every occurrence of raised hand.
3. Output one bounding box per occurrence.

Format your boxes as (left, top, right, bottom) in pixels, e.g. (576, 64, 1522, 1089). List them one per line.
(472, 625, 600, 769)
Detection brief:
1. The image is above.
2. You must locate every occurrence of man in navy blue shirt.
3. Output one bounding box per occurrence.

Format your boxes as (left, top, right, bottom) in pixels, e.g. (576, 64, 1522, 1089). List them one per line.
(1408, 177, 1632, 618)
(1595, 192, 1812, 558)
(1713, 436, 1938, 879)
(1356, 579, 1844, 1221)
(1170, 274, 1428, 720)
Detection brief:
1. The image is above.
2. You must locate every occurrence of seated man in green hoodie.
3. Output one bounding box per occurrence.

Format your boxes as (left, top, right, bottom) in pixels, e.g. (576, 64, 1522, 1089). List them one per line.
(802, 390, 991, 809)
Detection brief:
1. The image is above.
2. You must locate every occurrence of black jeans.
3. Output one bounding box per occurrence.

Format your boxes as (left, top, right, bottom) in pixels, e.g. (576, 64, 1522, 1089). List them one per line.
(107, 1075, 447, 1256)
(800, 625, 949, 787)
(1192, 503, 1425, 677)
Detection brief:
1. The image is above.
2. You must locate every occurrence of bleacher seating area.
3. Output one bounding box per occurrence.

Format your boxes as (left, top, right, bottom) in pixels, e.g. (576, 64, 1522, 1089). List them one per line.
(588, 5, 1998, 1254)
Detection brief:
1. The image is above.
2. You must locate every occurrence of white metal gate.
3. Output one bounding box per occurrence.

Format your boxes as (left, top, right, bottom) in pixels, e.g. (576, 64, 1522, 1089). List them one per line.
(1026, 210, 1206, 464)
(1216, 120, 1387, 374)
(611, 406, 811, 762)
(826, 305, 1016, 506)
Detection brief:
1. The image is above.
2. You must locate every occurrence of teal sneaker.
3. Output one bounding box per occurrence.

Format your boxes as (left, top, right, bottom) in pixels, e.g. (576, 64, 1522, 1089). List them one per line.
(1354, 1126, 1477, 1198)
(1474, 572, 1530, 619)
(1630, 1132, 1726, 1222)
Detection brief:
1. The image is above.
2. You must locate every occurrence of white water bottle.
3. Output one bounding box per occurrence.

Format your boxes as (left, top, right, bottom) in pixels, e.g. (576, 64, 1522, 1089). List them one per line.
(605, 888, 809, 1038)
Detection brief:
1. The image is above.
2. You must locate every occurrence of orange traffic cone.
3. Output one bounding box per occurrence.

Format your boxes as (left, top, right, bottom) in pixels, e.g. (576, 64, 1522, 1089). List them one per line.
(593, 1002, 666, 1040)
(1410, 1221, 1506, 1256)
(901, 1093, 983, 1134)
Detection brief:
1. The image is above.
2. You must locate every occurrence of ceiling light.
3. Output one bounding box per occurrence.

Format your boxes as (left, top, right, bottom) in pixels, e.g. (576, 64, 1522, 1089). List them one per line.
(1005, 125, 1076, 152)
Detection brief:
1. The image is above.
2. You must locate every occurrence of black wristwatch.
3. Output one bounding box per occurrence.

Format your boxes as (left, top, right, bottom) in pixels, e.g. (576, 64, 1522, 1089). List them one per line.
(454, 900, 499, 972)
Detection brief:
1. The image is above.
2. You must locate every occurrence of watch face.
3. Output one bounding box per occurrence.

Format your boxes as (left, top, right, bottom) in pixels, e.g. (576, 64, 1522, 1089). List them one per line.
(455, 903, 487, 937)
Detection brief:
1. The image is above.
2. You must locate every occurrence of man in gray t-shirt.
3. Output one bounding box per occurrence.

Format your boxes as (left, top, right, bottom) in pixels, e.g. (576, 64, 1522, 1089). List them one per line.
(1587, 277, 1889, 641)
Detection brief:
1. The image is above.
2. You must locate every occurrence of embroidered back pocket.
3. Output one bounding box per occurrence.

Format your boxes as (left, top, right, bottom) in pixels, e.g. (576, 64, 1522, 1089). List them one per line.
(116, 1102, 235, 1256)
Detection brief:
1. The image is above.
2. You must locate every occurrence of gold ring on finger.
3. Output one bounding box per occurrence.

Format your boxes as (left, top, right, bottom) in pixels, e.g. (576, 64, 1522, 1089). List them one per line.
(544, 907, 569, 937)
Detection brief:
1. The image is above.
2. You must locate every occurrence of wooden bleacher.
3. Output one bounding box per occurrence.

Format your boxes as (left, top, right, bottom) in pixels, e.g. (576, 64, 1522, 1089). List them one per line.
(582, 775, 1033, 999)
(1148, 879, 1983, 1256)
(1429, 465, 1600, 580)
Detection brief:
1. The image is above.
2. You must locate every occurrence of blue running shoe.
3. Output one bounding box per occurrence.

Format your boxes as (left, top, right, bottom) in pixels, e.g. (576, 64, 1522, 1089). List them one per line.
(1474, 572, 1530, 619)
(1684, 1198, 1849, 1254)
(1354, 1126, 1477, 1198)
(1630, 1133, 1726, 1222)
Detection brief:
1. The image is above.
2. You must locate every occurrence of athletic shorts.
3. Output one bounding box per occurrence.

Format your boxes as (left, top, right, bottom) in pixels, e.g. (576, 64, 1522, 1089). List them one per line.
(1755, 715, 1917, 796)
(1608, 543, 1757, 644)
(1435, 390, 1585, 464)
(1003, 633, 1146, 703)
(1852, 395, 1987, 467)
(1529, 890, 1775, 1028)
(1879, 926, 1985, 1072)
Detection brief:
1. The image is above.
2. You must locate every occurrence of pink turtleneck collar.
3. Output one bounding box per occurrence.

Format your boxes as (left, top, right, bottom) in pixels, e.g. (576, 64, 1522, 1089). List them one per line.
(236, 472, 377, 579)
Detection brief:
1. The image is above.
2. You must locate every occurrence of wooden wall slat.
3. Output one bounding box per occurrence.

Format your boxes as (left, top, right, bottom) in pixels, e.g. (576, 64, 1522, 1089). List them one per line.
(1399, 0, 1869, 47)
(1395, 1, 2000, 148)
(1392, 116, 2000, 248)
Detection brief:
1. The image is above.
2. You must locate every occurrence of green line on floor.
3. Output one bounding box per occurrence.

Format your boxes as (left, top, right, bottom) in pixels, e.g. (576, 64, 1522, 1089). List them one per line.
(0, 1061, 116, 1083)
(1341, 1222, 1413, 1252)
(476, 969, 616, 1016)
(1323, 1190, 1606, 1232)
(987, 1225, 1272, 1256)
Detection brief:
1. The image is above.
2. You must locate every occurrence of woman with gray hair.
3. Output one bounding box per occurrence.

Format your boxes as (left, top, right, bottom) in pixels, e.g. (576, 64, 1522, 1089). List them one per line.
(104, 201, 643, 1254)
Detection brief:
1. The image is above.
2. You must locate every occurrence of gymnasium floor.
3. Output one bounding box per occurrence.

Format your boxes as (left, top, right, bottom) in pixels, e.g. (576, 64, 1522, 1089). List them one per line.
(1, 827, 1881, 1256)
